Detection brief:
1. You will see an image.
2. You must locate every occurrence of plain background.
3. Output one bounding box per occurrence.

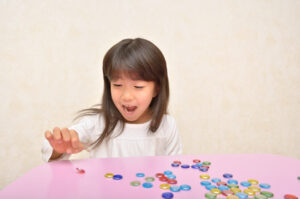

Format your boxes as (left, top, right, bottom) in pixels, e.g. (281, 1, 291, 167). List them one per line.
(0, 0, 299, 190)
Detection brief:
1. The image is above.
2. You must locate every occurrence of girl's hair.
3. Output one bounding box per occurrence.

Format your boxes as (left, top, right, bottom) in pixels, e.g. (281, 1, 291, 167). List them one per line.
(76, 38, 169, 147)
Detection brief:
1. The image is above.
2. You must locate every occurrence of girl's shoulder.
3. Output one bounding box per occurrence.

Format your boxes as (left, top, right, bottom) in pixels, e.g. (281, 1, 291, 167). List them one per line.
(76, 113, 105, 128)
(160, 114, 177, 128)
(162, 114, 175, 121)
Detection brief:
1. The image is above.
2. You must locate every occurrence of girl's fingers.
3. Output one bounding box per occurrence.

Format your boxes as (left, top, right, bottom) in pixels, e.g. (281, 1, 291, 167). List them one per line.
(61, 128, 71, 143)
(69, 130, 85, 153)
(45, 130, 53, 140)
(45, 127, 84, 154)
(53, 127, 62, 141)
(45, 130, 56, 148)
(69, 130, 79, 149)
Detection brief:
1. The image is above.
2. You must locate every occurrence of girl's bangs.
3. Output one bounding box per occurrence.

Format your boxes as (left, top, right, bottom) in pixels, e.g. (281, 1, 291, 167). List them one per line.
(108, 63, 155, 82)
(109, 67, 142, 81)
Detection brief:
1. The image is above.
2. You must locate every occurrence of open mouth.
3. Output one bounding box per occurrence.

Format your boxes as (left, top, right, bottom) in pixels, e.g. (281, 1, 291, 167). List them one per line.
(122, 105, 137, 113)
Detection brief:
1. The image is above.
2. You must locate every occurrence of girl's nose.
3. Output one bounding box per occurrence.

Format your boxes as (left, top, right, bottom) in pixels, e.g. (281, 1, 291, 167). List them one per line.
(121, 89, 134, 101)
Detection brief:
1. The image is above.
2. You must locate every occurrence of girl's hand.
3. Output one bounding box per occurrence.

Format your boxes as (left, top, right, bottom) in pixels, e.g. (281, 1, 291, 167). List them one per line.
(45, 127, 85, 155)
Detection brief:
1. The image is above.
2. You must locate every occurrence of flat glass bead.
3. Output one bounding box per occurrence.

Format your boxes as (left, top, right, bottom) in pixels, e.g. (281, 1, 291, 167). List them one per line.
(180, 184, 191, 191)
(254, 194, 268, 199)
(244, 188, 255, 196)
(76, 168, 85, 174)
(212, 178, 221, 183)
(104, 173, 114, 178)
(248, 179, 259, 185)
(171, 163, 180, 167)
(113, 174, 123, 180)
(196, 163, 203, 166)
(217, 181, 227, 186)
(192, 165, 199, 169)
(203, 161, 211, 165)
(164, 170, 172, 175)
(193, 159, 201, 163)
(142, 182, 153, 188)
(162, 192, 174, 199)
(156, 173, 164, 178)
(181, 164, 190, 168)
(130, 181, 141, 186)
(235, 192, 249, 199)
(160, 183, 171, 190)
(227, 179, 238, 184)
(230, 187, 241, 193)
(168, 179, 177, 184)
(223, 173, 233, 178)
(259, 183, 271, 189)
(249, 186, 260, 192)
(210, 188, 221, 194)
(200, 167, 209, 172)
(221, 190, 233, 196)
(145, 177, 155, 182)
(218, 185, 229, 191)
(226, 195, 239, 199)
(228, 184, 239, 188)
(170, 185, 181, 192)
(206, 185, 217, 190)
(166, 174, 176, 179)
(298, 176, 300, 180)
(260, 191, 274, 198)
(201, 181, 211, 186)
(284, 194, 298, 199)
(159, 176, 169, 182)
(240, 181, 251, 187)
(136, 173, 145, 177)
(173, 160, 181, 165)
(200, 174, 210, 179)
(205, 192, 217, 199)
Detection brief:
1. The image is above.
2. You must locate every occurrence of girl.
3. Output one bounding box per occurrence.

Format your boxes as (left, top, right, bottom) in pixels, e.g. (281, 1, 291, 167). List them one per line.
(42, 38, 182, 162)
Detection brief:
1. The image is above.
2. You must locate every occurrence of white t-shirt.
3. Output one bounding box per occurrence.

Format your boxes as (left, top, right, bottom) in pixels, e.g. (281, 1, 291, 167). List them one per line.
(42, 114, 182, 162)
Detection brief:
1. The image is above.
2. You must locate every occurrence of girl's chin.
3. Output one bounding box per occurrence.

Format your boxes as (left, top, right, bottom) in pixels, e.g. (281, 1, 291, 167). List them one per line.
(124, 117, 141, 124)
(120, 111, 138, 122)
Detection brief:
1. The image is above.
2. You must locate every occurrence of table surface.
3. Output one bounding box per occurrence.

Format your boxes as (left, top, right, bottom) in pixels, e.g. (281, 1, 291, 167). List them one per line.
(1, 154, 299, 198)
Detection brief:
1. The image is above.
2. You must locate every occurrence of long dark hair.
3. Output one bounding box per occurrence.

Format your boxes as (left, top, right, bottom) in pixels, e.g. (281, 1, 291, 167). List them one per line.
(76, 38, 169, 147)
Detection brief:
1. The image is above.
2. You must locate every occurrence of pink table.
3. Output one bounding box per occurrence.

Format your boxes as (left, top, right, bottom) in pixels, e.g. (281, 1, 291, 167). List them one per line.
(1, 154, 299, 198)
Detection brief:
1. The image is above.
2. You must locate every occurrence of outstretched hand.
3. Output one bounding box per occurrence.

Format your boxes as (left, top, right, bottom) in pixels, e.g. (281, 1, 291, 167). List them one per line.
(45, 127, 85, 155)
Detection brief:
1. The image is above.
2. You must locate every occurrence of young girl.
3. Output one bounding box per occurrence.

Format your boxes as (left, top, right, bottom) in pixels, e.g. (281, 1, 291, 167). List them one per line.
(42, 38, 182, 162)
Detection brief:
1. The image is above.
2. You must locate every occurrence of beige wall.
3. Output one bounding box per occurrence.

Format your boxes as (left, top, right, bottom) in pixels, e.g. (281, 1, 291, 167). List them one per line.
(0, 0, 299, 190)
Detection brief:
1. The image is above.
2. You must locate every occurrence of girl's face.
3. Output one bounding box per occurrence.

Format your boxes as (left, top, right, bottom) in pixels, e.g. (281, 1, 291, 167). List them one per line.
(110, 74, 157, 124)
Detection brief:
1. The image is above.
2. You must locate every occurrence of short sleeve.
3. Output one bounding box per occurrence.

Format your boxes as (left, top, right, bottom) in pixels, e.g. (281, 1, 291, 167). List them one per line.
(68, 115, 95, 146)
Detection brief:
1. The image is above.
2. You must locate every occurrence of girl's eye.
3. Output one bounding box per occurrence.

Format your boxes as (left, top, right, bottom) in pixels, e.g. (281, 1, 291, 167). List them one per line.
(113, 84, 122, 87)
(134, 86, 144, 89)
